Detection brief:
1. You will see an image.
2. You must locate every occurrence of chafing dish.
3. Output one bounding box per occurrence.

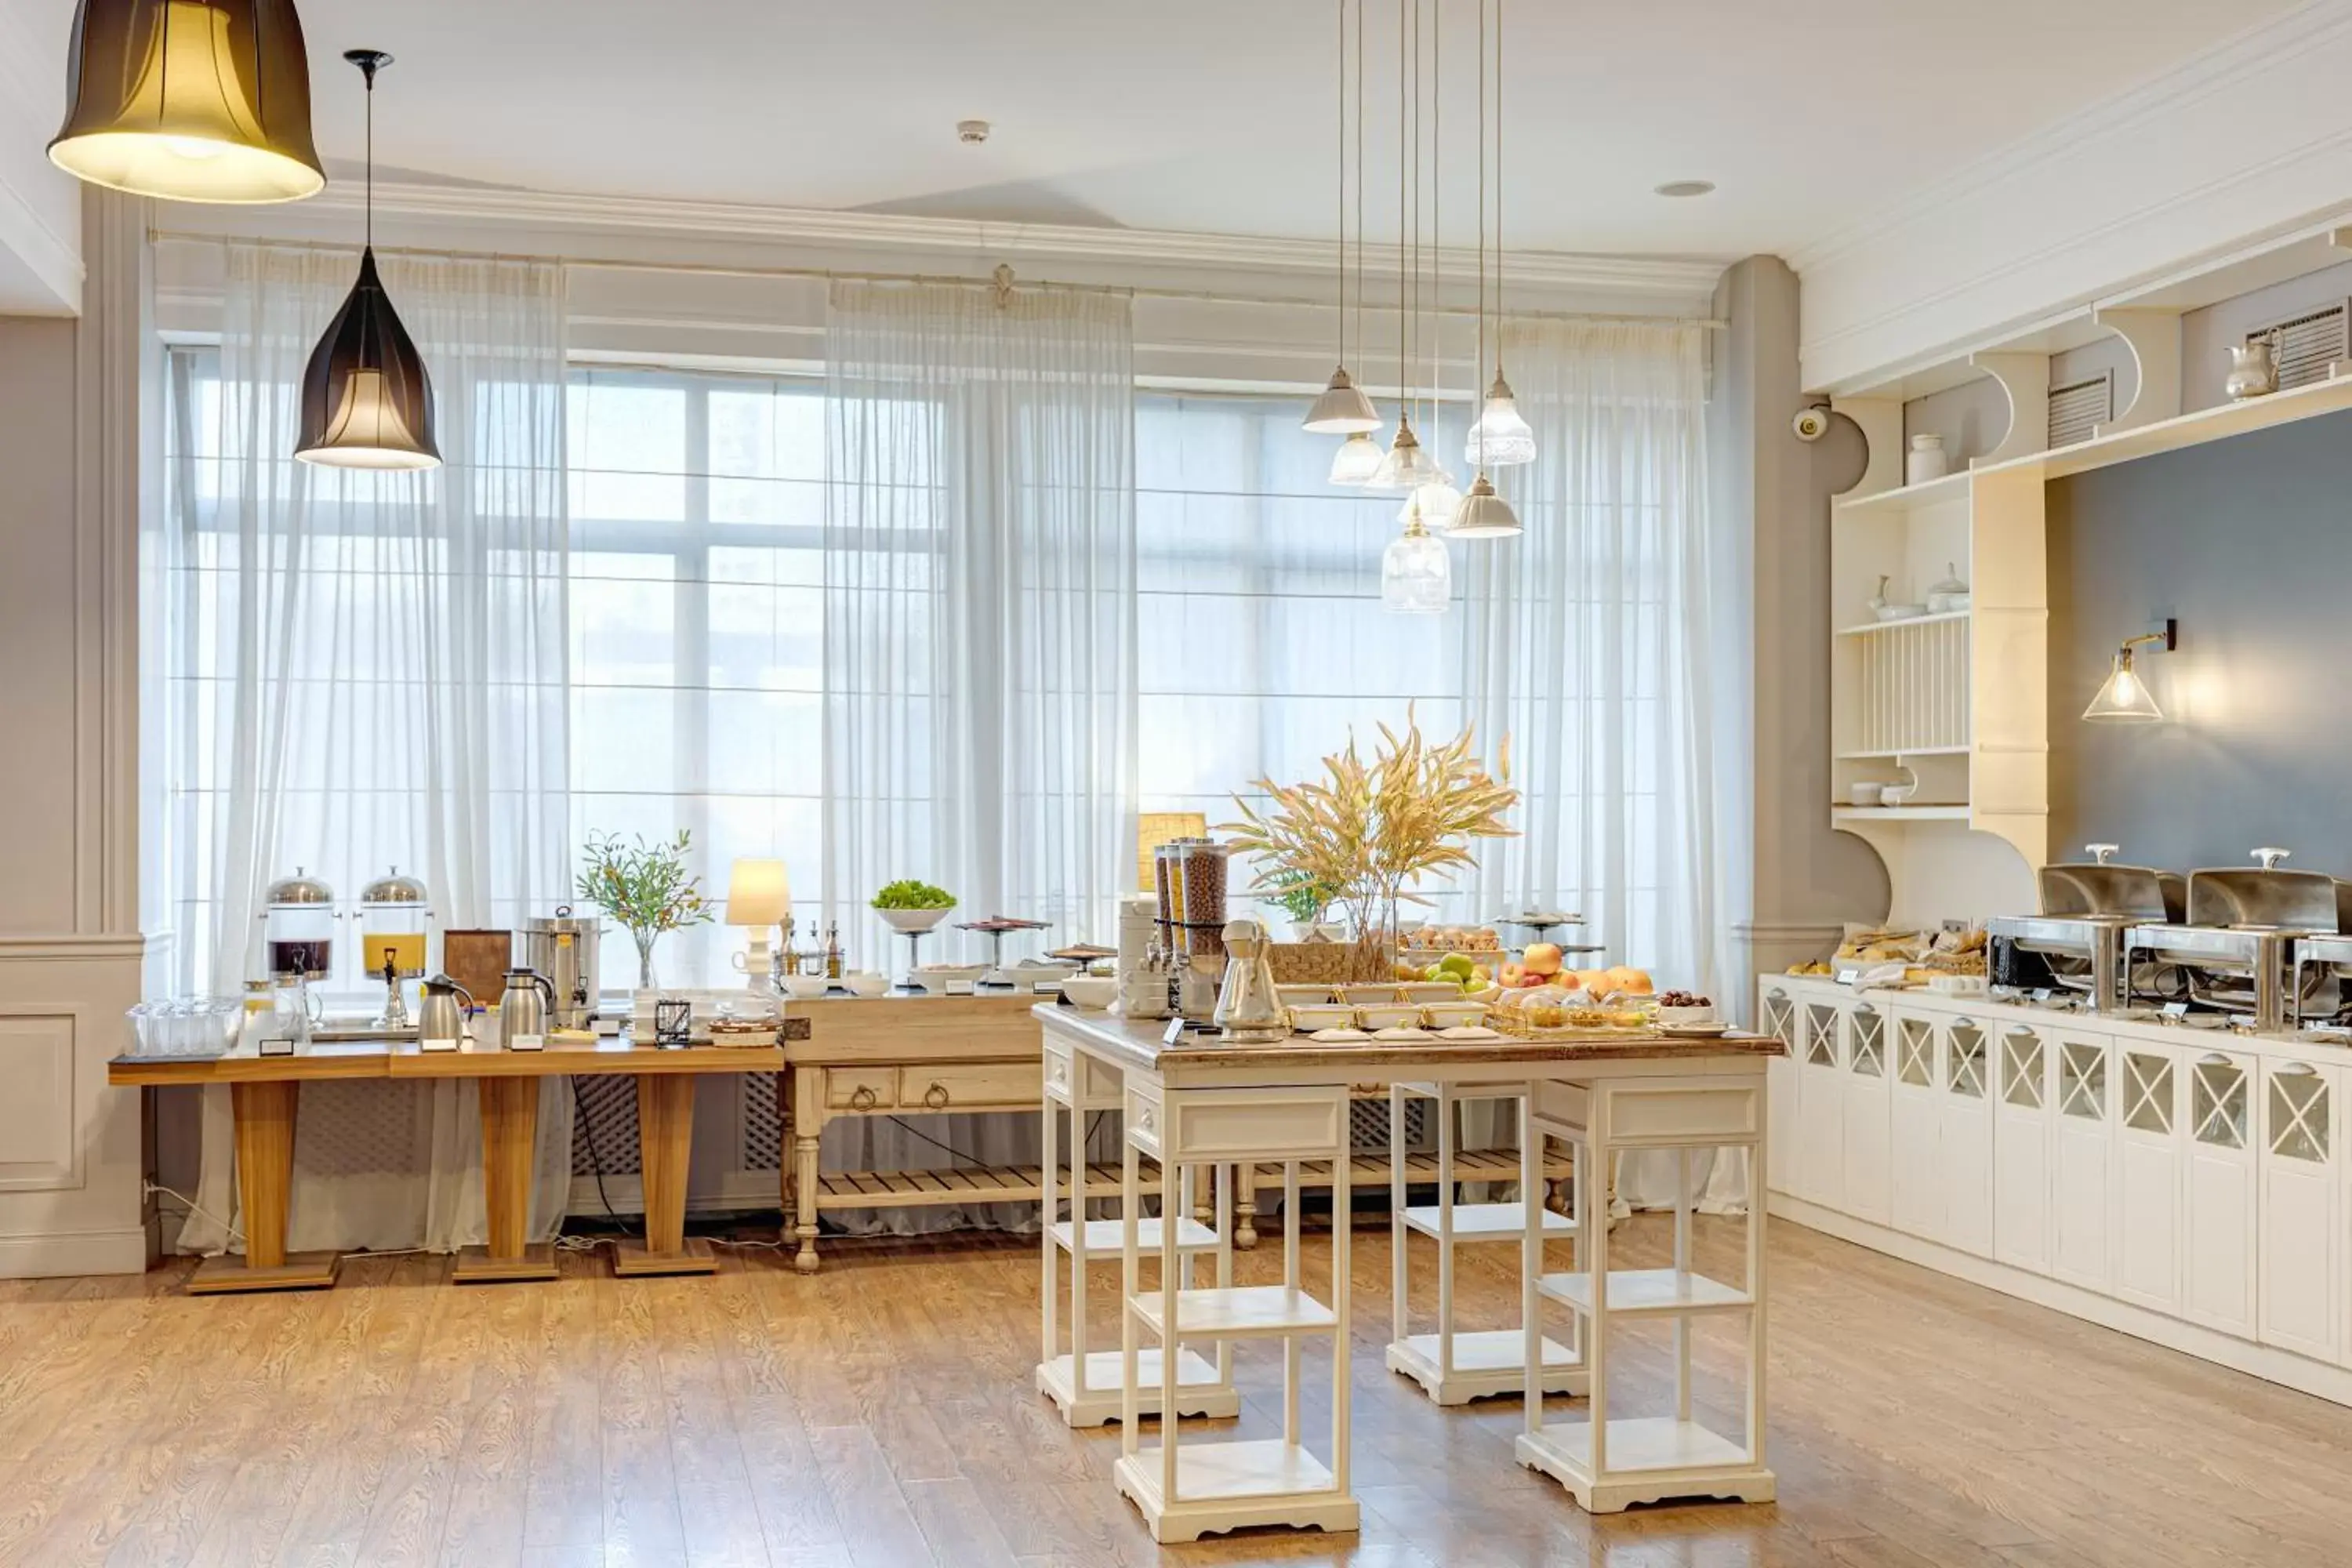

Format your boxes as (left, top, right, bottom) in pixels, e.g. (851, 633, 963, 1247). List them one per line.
(2123, 849, 2343, 1031)
(2292, 932, 2352, 1027)
(1989, 844, 2182, 1012)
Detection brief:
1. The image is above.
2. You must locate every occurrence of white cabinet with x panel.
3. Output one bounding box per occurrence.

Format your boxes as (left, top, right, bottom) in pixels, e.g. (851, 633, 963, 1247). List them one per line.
(1759, 975, 2352, 1410)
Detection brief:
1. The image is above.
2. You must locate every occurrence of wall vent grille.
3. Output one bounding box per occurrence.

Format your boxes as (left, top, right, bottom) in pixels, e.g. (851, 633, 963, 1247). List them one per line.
(2250, 302, 2349, 391)
(2048, 372, 2112, 448)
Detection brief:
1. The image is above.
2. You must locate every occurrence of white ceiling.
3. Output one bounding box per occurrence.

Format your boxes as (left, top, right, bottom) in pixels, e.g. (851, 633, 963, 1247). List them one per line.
(34, 0, 2312, 260)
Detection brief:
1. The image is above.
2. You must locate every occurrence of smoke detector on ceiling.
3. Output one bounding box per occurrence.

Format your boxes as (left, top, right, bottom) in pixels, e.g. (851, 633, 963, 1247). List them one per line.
(957, 119, 991, 144)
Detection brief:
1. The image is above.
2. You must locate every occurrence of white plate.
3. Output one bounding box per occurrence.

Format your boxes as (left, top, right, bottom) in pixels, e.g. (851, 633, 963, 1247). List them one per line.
(1308, 1027, 1370, 1043)
(1661, 1021, 1732, 1037)
(1437, 1025, 1504, 1042)
(1372, 1025, 1436, 1041)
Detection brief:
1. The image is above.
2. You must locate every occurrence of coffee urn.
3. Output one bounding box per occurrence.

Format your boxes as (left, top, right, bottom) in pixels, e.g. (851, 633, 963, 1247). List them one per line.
(521, 906, 602, 1028)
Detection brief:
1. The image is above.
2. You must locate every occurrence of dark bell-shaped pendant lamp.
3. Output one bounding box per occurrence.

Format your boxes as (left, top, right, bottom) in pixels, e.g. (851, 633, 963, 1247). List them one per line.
(294, 49, 439, 471)
(49, 0, 325, 204)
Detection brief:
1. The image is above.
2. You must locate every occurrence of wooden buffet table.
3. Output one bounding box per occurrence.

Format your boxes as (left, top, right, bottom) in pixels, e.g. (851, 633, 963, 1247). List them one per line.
(1036, 1005, 1785, 1539)
(111, 1033, 789, 1291)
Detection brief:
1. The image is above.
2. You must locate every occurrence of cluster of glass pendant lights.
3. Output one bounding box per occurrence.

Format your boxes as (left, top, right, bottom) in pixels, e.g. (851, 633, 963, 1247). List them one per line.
(47, 0, 441, 470)
(1304, 0, 1533, 614)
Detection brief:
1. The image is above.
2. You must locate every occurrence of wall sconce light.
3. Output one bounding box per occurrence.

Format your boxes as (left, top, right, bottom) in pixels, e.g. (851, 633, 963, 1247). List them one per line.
(2083, 618, 2177, 723)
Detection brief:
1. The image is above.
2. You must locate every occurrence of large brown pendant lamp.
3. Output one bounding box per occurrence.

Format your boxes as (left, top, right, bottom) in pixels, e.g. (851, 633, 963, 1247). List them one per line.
(49, 0, 324, 204)
(294, 50, 439, 472)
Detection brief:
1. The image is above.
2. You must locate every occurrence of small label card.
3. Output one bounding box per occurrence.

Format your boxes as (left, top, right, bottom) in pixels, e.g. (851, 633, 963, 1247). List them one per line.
(507, 1033, 545, 1052)
(2161, 1000, 2192, 1020)
(1162, 1018, 1187, 1046)
(1031, 979, 1065, 995)
(257, 1035, 296, 1058)
(2031, 988, 2055, 1004)
(946, 979, 978, 996)
(419, 1034, 461, 1054)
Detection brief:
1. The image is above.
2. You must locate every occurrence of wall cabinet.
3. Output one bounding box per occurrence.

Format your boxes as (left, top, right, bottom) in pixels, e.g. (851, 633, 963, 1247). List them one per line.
(2257, 1056, 2338, 1363)
(1992, 1020, 2054, 1275)
(1842, 1000, 1893, 1225)
(2049, 1033, 2116, 1294)
(1760, 976, 2352, 1406)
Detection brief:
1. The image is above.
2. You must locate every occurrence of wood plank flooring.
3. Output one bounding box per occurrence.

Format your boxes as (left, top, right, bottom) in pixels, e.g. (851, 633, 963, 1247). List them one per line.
(2, 1212, 2349, 1566)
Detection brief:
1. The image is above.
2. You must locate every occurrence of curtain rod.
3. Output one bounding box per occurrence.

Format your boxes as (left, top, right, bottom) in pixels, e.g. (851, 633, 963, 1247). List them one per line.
(147, 229, 1728, 331)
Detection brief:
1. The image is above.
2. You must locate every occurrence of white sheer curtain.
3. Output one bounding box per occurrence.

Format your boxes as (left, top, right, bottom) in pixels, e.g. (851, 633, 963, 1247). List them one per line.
(1454, 320, 1740, 1210)
(173, 241, 575, 1254)
(819, 278, 1135, 1231)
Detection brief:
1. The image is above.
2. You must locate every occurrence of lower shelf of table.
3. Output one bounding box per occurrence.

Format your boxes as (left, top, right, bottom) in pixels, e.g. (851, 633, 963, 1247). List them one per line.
(805, 1146, 1573, 1213)
(1128, 1284, 1338, 1339)
(1114, 1440, 1359, 1544)
(1516, 1418, 1774, 1514)
(1401, 1201, 1576, 1242)
(1035, 1348, 1239, 1426)
(1386, 1330, 1585, 1404)
(1051, 1216, 1221, 1254)
(1537, 1267, 1753, 1318)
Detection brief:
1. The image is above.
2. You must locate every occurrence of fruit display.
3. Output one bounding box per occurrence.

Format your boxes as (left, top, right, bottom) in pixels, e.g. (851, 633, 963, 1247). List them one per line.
(1400, 924, 1504, 954)
(1657, 989, 1710, 1009)
(1392, 950, 1497, 997)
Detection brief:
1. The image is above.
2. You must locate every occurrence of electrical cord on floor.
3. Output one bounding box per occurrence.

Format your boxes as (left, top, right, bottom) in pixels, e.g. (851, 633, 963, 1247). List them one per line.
(571, 1076, 619, 1218)
(143, 1179, 242, 1243)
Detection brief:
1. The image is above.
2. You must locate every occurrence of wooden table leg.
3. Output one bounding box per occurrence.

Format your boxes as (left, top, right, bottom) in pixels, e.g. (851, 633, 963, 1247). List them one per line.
(613, 1073, 717, 1276)
(792, 1068, 822, 1274)
(455, 1076, 560, 1283)
(189, 1080, 337, 1294)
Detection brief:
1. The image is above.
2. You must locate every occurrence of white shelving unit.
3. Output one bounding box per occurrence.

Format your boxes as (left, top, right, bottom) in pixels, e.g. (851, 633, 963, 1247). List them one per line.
(1386, 1081, 1585, 1406)
(1037, 1033, 1238, 1428)
(1516, 1077, 1775, 1514)
(1823, 219, 2352, 925)
(1117, 1084, 1357, 1543)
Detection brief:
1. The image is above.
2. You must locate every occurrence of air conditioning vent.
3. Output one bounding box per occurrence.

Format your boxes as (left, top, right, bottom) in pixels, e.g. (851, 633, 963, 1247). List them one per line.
(2249, 302, 2349, 391)
(2048, 372, 2112, 448)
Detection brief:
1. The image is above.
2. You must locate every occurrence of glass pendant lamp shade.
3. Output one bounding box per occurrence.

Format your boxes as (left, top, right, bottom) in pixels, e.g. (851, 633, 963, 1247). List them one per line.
(1447, 471, 1522, 539)
(1465, 371, 1537, 467)
(294, 247, 440, 470)
(1367, 417, 1444, 492)
(1328, 430, 1385, 485)
(49, 0, 324, 203)
(2082, 646, 2164, 722)
(1303, 366, 1382, 434)
(1381, 502, 1451, 615)
(1398, 476, 1462, 528)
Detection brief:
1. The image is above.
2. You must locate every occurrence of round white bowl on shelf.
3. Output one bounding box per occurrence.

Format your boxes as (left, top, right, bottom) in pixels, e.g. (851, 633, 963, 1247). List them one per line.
(1058, 976, 1116, 1009)
(1874, 603, 1929, 622)
(843, 971, 889, 997)
(911, 964, 986, 991)
(782, 975, 831, 1000)
(877, 906, 953, 934)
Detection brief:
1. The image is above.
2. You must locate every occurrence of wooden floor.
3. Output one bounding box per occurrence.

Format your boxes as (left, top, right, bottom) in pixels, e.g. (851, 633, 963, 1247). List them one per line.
(3, 1211, 2350, 1567)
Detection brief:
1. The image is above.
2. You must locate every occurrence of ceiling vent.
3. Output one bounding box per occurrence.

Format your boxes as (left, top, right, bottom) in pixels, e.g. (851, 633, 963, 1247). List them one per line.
(2047, 372, 2112, 448)
(2248, 301, 2350, 392)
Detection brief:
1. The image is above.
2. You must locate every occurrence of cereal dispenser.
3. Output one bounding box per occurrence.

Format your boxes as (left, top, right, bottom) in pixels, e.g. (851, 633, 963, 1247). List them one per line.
(357, 867, 432, 1029)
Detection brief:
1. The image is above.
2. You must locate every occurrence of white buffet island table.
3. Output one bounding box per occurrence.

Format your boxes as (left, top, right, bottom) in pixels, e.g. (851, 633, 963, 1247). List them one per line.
(1759, 973, 2352, 1406)
(1035, 1004, 1786, 1541)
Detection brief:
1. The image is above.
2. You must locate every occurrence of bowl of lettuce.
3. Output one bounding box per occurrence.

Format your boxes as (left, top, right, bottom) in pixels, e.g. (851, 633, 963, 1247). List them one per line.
(873, 880, 956, 932)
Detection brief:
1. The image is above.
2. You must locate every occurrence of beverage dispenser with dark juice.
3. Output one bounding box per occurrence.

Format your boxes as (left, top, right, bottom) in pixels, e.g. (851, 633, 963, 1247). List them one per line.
(262, 869, 337, 983)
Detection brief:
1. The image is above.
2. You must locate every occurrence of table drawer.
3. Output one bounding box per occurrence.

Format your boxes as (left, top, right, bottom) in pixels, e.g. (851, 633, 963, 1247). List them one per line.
(898, 1060, 1037, 1112)
(1043, 1038, 1123, 1107)
(823, 1069, 897, 1111)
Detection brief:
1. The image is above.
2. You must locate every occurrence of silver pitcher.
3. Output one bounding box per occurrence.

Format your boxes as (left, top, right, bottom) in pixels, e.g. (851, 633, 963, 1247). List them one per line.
(1214, 916, 1289, 1042)
(500, 969, 556, 1051)
(419, 975, 473, 1052)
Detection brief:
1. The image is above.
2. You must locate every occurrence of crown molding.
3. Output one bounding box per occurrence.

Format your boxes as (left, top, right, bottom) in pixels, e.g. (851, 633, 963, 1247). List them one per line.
(1786, 0, 2352, 279)
(281, 180, 1729, 302)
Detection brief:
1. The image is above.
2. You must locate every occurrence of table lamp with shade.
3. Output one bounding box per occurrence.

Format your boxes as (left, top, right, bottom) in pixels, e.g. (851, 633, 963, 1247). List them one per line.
(727, 858, 790, 992)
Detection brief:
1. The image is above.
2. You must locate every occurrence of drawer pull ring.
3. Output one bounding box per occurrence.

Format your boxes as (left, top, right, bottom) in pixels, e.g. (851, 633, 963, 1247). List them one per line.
(924, 1082, 951, 1109)
(848, 1085, 878, 1111)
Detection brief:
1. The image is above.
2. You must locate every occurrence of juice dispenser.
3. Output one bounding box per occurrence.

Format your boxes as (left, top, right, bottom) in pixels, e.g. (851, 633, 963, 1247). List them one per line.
(261, 868, 337, 984)
(357, 867, 432, 1029)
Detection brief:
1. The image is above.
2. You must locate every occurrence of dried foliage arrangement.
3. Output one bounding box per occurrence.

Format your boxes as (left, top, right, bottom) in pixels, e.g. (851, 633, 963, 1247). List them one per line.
(1220, 710, 1519, 978)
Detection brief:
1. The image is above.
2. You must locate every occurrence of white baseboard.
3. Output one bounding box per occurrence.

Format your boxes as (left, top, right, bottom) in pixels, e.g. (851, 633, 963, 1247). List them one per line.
(1769, 1192, 2352, 1408)
(0, 1225, 150, 1279)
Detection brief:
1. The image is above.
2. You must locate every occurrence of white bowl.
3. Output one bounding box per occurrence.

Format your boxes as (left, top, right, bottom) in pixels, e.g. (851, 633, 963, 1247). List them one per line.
(1359, 1003, 1423, 1030)
(782, 975, 832, 1000)
(1875, 603, 1928, 622)
(1425, 1001, 1490, 1030)
(843, 972, 889, 997)
(1290, 1002, 1359, 1032)
(912, 964, 986, 990)
(877, 906, 953, 934)
(1657, 1004, 1717, 1028)
(1058, 976, 1116, 1009)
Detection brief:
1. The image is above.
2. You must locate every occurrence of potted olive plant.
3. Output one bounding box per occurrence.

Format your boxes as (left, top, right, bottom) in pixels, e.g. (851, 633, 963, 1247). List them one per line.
(576, 829, 715, 990)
